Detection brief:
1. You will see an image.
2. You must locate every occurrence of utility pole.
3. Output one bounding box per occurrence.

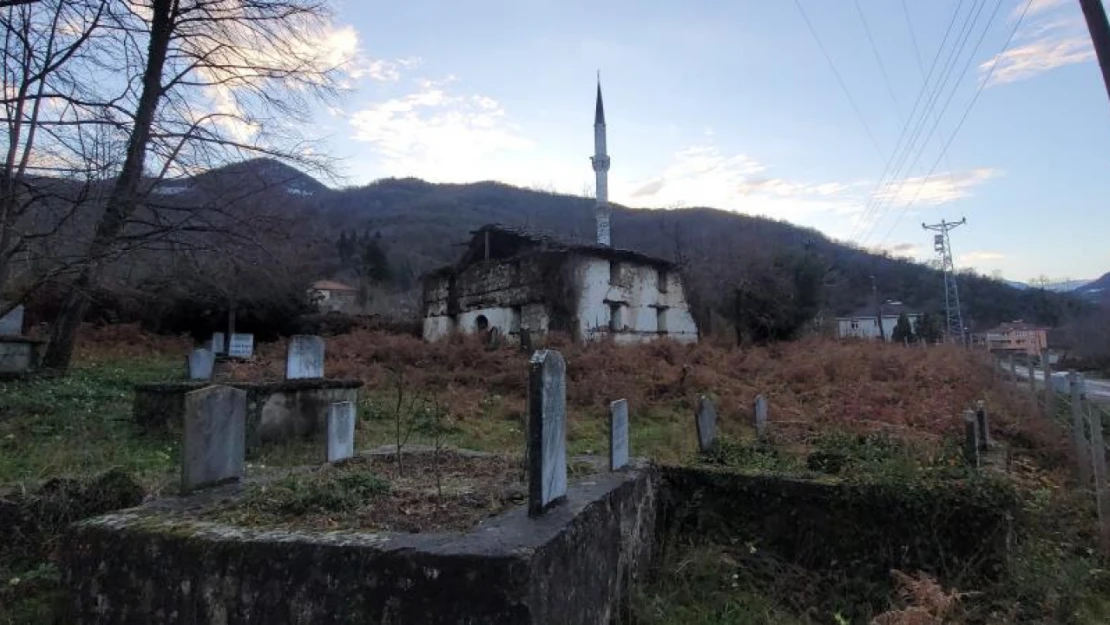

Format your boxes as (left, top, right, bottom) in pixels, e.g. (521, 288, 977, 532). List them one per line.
(923, 218, 967, 344)
(1079, 0, 1110, 107)
(871, 275, 886, 341)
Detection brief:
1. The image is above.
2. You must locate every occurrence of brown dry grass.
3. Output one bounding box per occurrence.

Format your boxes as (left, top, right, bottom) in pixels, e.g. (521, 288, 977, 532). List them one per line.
(207, 330, 1058, 462)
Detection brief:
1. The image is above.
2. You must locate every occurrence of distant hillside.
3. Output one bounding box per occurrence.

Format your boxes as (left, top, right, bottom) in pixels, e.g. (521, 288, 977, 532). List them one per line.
(1075, 272, 1110, 305)
(16, 159, 1093, 337)
(300, 173, 1090, 332)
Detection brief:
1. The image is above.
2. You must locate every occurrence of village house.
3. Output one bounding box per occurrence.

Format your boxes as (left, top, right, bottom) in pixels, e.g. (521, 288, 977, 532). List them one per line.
(309, 280, 357, 313)
(422, 225, 699, 344)
(982, 320, 1047, 356)
(836, 302, 922, 341)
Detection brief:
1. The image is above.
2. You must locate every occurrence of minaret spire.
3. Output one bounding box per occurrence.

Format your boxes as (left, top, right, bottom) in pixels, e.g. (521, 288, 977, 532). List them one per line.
(591, 74, 611, 246)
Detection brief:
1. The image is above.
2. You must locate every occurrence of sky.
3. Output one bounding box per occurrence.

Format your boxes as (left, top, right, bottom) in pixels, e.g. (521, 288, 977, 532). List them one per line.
(302, 0, 1110, 283)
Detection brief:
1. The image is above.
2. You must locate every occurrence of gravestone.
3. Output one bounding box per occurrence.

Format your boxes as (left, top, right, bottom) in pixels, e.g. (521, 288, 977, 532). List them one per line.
(286, 335, 325, 380)
(210, 332, 226, 355)
(975, 400, 990, 450)
(609, 399, 629, 471)
(528, 349, 567, 516)
(187, 348, 215, 381)
(227, 333, 254, 359)
(963, 409, 980, 468)
(519, 328, 533, 353)
(0, 304, 24, 335)
(753, 394, 769, 438)
(695, 395, 717, 452)
(182, 385, 246, 492)
(327, 400, 356, 462)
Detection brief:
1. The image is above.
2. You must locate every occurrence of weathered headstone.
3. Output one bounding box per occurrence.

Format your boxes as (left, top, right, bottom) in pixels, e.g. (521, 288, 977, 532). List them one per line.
(753, 394, 769, 438)
(695, 395, 717, 452)
(975, 400, 990, 451)
(963, 409, 980, 468)
(528, 349, 567, 516)
(227, 333, 254, 359)
(0, 304, 24, 335)
(182, 385, 246, 492)
(286, 335, 325, 380)
(609, 399, 629, 471)
(187, 348, 215, 381)
(210, 332, 226, 355)
(327, 400, 356, 463)
(520, 328, 533, 353)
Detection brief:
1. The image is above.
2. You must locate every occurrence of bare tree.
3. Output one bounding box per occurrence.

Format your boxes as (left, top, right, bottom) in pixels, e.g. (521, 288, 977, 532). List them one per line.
(1, 0, 114, 308)
(41, 0, 344, 368)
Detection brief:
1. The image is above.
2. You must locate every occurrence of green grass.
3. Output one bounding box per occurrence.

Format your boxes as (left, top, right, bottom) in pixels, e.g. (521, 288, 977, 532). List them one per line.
(0, 358, 183, 492)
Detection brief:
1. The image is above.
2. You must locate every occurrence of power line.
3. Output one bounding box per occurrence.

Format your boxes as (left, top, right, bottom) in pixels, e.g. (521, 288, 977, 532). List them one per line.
(845, 0, 972, 243)
(793, 0, 885, 157)
(855, 0, 903, 116)
(856, 0, 1004, 247)
(873, 0, 1034, 247)
(857, 0, 992, 244)
(852, 0, 1003, 247)
(901, 0, 960, 190)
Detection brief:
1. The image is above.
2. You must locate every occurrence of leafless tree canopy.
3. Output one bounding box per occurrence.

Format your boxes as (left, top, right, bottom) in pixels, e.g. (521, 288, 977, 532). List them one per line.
(1, 0, 346, 366)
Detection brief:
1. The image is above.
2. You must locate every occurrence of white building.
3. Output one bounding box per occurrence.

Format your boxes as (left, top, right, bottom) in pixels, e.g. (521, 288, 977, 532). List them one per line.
(422, 78, 700, 344)
(422, 226, 698, 344)
(836, 302, 922, 341)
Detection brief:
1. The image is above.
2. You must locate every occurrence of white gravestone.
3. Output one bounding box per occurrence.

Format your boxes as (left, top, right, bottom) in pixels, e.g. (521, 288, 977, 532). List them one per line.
(528, 349, 567, 516)
(695, 395, 717, 452)
(0, 304, 24, 335)
(327, 401, 356, 462)
(182, 385, 246, 492)
(753, 394, 769, 438)
(227, 333, 254, 359)
(286, 335, 325, 380)
(610, 399, 630, 471)
(187, 348, 215, 381)
(210, 332, 226, 355)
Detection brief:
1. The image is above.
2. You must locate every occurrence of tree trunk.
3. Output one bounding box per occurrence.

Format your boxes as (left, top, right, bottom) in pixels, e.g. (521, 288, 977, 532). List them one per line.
(42, 0, 175, 369)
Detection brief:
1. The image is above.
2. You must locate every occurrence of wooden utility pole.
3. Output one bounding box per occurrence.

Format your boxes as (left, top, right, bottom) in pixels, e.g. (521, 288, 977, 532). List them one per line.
(871, 275, 886, 341)
(1079, 0, 1110, 106)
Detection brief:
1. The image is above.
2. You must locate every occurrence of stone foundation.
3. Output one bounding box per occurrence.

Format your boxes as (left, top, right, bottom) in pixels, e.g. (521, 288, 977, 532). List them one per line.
(61, 461, 657, 625)
(133, 379, 363, 450)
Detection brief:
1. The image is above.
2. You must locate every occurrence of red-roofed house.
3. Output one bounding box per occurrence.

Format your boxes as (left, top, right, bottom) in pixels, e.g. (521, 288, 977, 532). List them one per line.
(310, 280, 357, 313)
(983, 320, 1047, 356)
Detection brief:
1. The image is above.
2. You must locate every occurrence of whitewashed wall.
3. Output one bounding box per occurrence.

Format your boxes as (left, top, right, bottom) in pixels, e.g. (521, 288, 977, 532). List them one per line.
(837, 315, 920, 341)
(575, 257, 698, 344)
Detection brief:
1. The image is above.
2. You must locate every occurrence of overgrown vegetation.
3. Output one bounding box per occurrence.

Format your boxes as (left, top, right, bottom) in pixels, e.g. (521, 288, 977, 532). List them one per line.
(2, 326, 1106, 623)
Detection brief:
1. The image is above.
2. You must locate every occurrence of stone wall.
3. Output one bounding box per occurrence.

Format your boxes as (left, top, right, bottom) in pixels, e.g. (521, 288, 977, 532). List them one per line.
(133, 379, 363, 450)
(658, 466, 1019, 584)
(62, 463, 657, 625)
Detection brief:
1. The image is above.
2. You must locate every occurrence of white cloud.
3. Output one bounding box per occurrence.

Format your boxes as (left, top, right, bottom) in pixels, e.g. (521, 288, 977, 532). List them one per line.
(618, 144, 866, 219)
(869, 168, 1000, 206)
(348, 79, 537, 181)
(982, 3, 1094, 86)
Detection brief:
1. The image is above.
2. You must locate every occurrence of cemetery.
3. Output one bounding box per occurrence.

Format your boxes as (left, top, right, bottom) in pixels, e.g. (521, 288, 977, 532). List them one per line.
(3, 328, 1109, 623)
(133, 333, 363, 449)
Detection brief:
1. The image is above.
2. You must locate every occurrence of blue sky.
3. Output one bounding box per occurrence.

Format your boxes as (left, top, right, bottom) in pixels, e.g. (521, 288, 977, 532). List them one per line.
(308, 0, 1110, 282)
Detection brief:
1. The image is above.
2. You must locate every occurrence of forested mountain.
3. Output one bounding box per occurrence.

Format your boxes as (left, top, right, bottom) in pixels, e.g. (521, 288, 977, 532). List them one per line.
(13, 159, 1094, 341)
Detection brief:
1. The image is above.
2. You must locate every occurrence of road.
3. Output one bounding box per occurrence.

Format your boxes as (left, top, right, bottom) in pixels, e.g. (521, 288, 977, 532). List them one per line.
(1003, 362, 1110, 402)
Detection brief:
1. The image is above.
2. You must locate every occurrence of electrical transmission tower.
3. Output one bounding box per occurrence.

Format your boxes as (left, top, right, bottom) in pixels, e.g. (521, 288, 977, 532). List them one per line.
(922, 218, 966, 343)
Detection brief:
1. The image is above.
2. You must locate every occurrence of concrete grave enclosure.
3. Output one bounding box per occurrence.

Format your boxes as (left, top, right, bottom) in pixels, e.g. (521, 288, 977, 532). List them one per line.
(60, 460, 1017, 625)
(133, 378, 362, 449)
(63, 459, 659, 625)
